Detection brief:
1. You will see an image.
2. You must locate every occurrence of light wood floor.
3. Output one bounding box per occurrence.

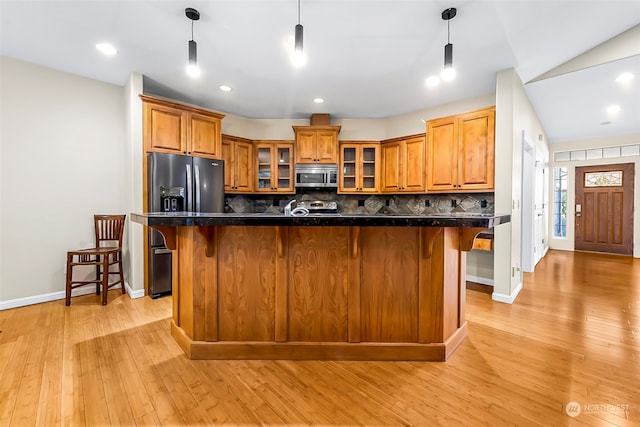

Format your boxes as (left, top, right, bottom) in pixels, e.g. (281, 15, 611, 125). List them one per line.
(1, 250, 638, 426)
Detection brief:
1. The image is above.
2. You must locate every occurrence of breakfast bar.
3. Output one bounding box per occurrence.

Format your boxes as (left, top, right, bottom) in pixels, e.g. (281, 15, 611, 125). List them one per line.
(132, 212, 510, 361)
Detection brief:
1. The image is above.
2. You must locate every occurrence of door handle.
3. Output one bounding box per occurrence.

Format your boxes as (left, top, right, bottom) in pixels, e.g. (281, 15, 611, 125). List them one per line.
(194, 164, 201, 212)
(186, 164, 192, 212)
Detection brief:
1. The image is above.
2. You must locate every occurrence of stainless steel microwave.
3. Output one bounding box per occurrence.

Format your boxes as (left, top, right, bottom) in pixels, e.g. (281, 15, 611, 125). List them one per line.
(294, 164, 338, 188)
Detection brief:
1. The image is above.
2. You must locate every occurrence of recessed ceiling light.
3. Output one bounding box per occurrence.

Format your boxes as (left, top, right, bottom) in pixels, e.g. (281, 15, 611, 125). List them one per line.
(96, 43, 117, 56)
(313, 98, 324, 104)
(219, 85, 232, 92)
(425, 76, 440, 87)
(615, 72, 634, 83)
(607, 105, 621, 114)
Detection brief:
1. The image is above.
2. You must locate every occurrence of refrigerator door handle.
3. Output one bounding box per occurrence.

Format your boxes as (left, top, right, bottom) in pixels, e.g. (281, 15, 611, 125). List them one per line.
(194, 164, 201, 212)
(186, 163, 192, 212)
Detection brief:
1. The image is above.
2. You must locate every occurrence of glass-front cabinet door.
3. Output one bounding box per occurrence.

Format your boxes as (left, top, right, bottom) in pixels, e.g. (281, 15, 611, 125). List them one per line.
(339, 142, 379, 193)
(254, 142, 294, 193)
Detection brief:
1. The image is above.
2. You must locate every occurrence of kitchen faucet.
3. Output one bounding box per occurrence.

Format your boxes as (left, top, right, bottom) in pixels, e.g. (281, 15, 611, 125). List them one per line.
(284, 199, 296, 216)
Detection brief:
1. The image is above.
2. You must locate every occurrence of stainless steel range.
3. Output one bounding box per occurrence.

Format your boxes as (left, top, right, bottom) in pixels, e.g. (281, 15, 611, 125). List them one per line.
(296, 200, 338, 213)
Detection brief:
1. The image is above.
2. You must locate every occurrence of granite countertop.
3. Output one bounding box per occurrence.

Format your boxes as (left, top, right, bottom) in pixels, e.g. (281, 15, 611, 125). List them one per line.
(132, 212, 510, 228)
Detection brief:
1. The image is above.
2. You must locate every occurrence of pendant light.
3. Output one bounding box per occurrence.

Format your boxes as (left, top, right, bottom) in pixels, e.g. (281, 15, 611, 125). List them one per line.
(291, 0, 307, 67)
(441, 7, 456, 82)
(185, 7, 201, 78)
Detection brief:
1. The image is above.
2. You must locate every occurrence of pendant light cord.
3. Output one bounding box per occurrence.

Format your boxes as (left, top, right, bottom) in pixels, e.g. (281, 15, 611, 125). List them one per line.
(297, 0, 301, 25)
(191, 18, 194, 42)
(447, 19, 450, 44)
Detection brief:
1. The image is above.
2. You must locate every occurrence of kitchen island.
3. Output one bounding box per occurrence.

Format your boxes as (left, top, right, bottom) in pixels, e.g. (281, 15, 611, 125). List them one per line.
(132, 212, 510, 361)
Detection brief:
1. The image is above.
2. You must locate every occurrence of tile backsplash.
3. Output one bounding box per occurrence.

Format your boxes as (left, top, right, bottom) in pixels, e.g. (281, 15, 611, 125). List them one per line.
(225, 191, 494, 215)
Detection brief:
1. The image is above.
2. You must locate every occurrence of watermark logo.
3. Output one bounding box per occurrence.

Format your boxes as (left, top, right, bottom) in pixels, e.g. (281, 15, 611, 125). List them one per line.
(565, 402, 582, 417)
(565, 401, 633, 418)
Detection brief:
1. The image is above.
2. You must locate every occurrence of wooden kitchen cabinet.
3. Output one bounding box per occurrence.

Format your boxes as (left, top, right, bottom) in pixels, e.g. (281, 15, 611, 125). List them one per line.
(292, 126, 341, 164)
(380, 134, 426, 193)
(339, 142, 380, 193)
(254, 141, 295, 193)
(141, 95, 225, 159)
(427, 106, 495, 192)
(221, 134, 253, 193)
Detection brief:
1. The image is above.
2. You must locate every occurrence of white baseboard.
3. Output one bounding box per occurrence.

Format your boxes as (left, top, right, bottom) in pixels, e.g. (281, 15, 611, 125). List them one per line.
(466, 275, 494, 286)
(126, 282, 145, 299)
(0, 281, 144, 310)
(492, 282, 523, 304)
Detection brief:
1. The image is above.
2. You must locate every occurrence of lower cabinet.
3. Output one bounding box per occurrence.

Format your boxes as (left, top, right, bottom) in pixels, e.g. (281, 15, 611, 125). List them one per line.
(169, 224, 471, 360)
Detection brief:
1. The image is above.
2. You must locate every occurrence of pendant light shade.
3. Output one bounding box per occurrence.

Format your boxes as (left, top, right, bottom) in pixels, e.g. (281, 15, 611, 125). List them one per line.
(291, 0, 306, 67)
(185, 7, 201, 78)
(188, 40, 197, 65)
(441, 7, 456, 81)
(295, 23, 304, 52)
(444, 43, 453, 68)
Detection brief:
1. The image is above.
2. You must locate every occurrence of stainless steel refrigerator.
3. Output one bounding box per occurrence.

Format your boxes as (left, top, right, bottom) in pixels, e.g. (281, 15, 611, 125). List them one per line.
(147, 152, 225, 298)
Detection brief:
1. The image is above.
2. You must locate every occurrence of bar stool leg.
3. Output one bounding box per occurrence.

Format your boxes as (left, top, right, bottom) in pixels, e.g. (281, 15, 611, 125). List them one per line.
(65, 253, 73, 306)
(96, 259, 101, 295)
(101, 254, 109, 305)
(118, 255, 125, 294)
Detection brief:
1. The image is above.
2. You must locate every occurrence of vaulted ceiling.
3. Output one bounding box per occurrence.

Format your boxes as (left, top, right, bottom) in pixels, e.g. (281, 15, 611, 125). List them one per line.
(1, 0, 639, 143)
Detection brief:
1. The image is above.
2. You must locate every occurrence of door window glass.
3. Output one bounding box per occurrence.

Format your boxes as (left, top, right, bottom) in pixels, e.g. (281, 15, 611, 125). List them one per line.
(584, 171, 622, 187)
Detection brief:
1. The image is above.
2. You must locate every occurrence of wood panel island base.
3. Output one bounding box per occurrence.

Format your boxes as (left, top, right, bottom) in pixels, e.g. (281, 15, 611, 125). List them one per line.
(132, 213, 510, 361)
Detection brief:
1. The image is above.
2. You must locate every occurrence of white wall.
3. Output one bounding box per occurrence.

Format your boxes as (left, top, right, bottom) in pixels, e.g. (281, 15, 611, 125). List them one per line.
(493, 68, 549, 303)
(385, 93, 496, 139)
(466, 250, 494, 284)
(220, 94, 496, 141)
(124, 73, 144, 295)
(0, 56, 126, 305)
(548, 133, 640, 257)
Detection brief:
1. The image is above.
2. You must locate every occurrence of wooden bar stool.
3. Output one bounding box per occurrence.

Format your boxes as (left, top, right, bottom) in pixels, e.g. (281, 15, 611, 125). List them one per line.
(65, 215, 126, 306)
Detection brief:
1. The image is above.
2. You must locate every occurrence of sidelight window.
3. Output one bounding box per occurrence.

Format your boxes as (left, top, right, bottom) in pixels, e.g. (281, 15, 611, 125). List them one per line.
(553, 167, 567, 238)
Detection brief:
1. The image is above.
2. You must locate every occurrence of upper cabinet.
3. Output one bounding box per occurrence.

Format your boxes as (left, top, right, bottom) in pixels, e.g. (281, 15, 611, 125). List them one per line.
(293, 126, 341, 164)
(427, 106, 495, 192)
(141, 95, 225, 159)
(339, 142, 380, 193)
(380, 134, 426, 193)
(221, 134, 253, 193)
(254, 141, 295, 193)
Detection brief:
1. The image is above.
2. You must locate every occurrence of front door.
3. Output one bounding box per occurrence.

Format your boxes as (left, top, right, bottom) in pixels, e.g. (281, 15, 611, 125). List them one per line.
(575, 163, 634, 255)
